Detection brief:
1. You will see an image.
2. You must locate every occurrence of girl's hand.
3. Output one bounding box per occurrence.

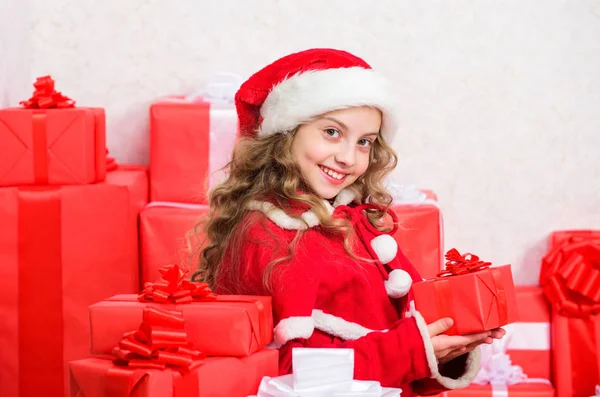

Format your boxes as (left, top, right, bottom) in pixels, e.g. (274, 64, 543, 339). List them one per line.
(426, 318, 504, 363)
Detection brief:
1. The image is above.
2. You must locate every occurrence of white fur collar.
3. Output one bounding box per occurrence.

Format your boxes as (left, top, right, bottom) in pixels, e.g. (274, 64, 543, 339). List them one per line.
(246, 188, 358, 230)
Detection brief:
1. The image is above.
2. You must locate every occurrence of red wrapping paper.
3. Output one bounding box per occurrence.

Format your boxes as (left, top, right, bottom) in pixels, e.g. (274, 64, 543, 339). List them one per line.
(149, 98, 238, 204)
(89, 294, 273, 357)
(69, 349, 279, 397)
(140, 203, 208, 285)
(412, 252, 518, 335)
(506, 286, 552, 380)
(0, 107, 107, 186)
(540, 230, 600, 397)
(391, 190, 442, 279)
(0, 168, 148, 397)
(444, 382, 555, 396)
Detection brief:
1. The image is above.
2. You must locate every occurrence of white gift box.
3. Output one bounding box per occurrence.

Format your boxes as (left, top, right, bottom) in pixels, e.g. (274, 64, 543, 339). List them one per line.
(250, 348, 402, 397)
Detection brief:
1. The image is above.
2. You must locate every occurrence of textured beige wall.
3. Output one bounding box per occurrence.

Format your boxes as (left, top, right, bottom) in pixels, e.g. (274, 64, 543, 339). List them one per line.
(0, 0, 30, 108)
(4, 0, 600, 284)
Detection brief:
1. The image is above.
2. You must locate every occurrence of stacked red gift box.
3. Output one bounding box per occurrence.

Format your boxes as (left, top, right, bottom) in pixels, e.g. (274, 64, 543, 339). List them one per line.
(0, 76, 279, 397)
(70, 263, 278, 397)
(0, 76, 149, 397)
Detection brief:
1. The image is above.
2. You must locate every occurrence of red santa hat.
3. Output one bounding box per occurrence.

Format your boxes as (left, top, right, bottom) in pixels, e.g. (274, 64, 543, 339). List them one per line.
(235, 48, 398, 142)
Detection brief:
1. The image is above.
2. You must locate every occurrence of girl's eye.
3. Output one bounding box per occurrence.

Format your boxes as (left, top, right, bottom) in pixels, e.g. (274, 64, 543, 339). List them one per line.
(325, 128, 340, 138)
(358, 138, 373, 147)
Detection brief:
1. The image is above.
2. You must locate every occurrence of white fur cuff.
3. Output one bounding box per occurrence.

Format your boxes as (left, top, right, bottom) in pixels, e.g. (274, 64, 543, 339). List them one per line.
(274, 316, 315, 345)
(273, 310, 384, 346)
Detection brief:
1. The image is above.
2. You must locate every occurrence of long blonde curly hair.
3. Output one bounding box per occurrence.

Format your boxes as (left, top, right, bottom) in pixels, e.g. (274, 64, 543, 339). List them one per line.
(191, 125, 398, 292)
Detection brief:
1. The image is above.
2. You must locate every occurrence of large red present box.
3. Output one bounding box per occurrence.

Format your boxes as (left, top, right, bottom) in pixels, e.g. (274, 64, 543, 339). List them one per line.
(540, 230, 600, 397)
(89, 294, 273, 357)
(149, 97, 238, 203)
(444, 382, 555, 397)
(503, 286, 552, 380)
(0, 168, 148, 397)
(412, 250, 518, 335)
(390, 188, 443, 279)
(444, 286, 555, 397)
(140, 202, 208, 285)
(69, 349, 278, 397)
(0, 107, 107, 186)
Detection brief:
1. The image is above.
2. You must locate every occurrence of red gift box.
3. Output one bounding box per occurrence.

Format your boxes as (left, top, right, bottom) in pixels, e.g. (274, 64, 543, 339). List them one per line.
(390, 188, 443, 279)
(445, 286, 555, 397)
(0, 168, 148, 397)
(140, 202, 208, 285)
(89, 294, 273, 358)
(540, 230, 600, 397)
(444, 382, 555, 396)
(69, 349, 278, 397)
(0, 107, 107, 186)
(0, 75, 107, 186)
(412, 250, 518, 335)
(149, 97, 238, 203)
(501, 286, 552, 380)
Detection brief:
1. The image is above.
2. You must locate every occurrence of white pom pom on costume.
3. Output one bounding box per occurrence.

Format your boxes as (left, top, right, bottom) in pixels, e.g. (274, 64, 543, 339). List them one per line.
(370, 234, 398, 264)
(385, 269, 413, 298)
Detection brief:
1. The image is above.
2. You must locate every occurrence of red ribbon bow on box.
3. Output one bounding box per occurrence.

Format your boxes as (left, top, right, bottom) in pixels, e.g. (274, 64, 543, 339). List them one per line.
(20, 75, 76, 109)
(112, 307, 205, 371)
(437, 248, 492, 277)
(540, 236, 600, 317)
(138, 264, 217, 304)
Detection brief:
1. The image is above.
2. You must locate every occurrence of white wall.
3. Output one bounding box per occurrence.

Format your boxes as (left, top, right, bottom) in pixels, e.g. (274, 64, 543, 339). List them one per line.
(7, 0, 600, 284)
(0, 0, 30, 108)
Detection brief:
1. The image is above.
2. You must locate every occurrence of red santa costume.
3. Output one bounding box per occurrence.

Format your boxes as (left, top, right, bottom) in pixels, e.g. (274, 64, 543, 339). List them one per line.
(214, 48, 480, 396)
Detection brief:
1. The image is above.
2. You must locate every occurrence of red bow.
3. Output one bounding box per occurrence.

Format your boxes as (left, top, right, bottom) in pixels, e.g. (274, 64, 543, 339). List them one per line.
(437, 248, 492, 277)
(20, 76, 76, 109)
(138, 264, 217, 304)
(112, 307, 204, 371)
(105, 149, 118, 172)
(540, 236, 600, 317)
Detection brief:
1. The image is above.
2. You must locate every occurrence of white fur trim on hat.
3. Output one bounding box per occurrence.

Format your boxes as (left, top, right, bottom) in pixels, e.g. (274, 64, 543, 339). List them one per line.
(370, 234, 398, 264)
(259, 67, 398, 142)
(406, 301, 481, 389)
(384, 269, 413, 298)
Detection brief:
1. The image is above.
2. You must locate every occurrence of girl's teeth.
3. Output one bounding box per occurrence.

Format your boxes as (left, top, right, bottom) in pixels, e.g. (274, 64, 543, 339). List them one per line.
(322, 166, 343, 180)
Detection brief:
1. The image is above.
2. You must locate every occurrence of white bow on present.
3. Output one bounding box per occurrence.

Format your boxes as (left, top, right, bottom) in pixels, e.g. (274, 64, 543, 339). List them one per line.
(472, 328, 552, 397)
(249, 348, 402, 397)
(383, 181, 439, 207)
(184, 72, 243, 105)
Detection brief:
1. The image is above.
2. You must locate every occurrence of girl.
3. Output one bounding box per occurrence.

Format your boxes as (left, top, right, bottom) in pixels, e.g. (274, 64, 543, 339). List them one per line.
(193, 48, 504, 396)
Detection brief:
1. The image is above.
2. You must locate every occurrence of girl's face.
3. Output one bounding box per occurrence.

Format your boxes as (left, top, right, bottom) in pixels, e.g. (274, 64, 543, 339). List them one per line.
(291, 106, 382, 200)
